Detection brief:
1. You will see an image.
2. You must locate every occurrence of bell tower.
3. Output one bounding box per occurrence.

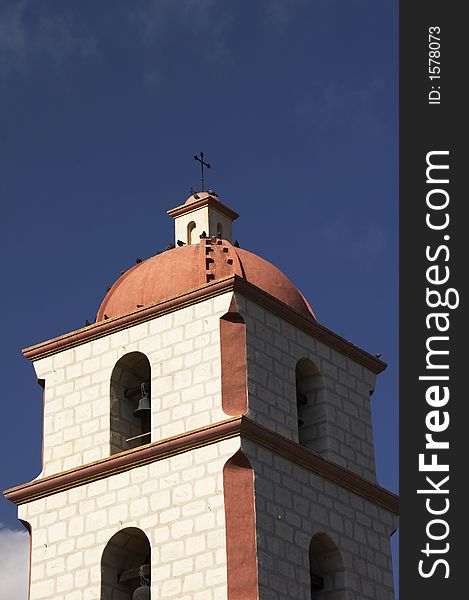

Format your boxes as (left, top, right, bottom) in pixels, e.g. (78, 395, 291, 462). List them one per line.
(5, 191, 398, 599)
(167, 190, 238, 245)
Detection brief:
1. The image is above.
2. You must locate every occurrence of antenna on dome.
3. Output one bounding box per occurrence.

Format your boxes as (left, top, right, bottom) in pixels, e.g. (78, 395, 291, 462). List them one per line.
(193, 152, 210, 192)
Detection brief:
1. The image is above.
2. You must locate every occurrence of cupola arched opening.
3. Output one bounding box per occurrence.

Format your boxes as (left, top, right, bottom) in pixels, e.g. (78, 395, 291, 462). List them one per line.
(110, 352, 151, 455)
(295, 358, 325, 452)
(309, 533, 346, 599)
(216, 222, 224, 238)
(101, 527, 151, 599)
(187, 220, 196, 244)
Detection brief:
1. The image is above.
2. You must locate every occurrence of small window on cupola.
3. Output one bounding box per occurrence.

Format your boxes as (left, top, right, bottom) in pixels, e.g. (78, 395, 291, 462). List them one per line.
(216, 222, 223, 238)
(187, 221, 196, 244)
(110, 352, 151, 455)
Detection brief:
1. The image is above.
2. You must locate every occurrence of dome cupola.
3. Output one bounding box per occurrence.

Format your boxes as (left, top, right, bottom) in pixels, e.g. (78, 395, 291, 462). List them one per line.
(97, 192, 314, 322)
(167, 190, 239, 245)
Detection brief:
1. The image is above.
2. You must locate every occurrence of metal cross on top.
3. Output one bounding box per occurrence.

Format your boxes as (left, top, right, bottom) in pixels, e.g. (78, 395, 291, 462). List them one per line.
(194, 152, 211, 192)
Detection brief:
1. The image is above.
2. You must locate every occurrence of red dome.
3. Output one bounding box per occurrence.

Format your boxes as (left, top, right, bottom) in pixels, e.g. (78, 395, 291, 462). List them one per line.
(96, 240, 315, 321)
(184, 191, 219, 205)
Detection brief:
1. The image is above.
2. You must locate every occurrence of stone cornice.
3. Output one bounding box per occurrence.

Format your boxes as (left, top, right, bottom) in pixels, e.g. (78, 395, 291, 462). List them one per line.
(4, 417, 399, 514)
(241, 419, 399, 514)
(22, 276, 236, 361)
(167, 197, 239, 220)
(22, 275, 386, 374)
(232, 276, 387, 374)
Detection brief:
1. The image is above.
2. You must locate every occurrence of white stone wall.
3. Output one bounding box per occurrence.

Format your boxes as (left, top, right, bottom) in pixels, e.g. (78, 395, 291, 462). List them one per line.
(236, 294, 378, 482)
(19, 278, 395, 600)
(31, 288, 378, 482)
(242, 439, 397, 600)
(174, 207, 233, 245)
(19, 438, 240, 600)
(174, 206, 210, 246)
(34, 293, 233, 478)
(207, 209, 233, 243)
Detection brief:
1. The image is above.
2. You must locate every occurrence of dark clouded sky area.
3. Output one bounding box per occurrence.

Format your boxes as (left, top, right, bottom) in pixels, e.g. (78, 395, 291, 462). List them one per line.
(0, 0, 398, 596)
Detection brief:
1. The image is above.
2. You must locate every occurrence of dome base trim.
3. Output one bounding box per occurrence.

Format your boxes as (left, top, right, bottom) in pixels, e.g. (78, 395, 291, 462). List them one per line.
(22, 275, 386, 376)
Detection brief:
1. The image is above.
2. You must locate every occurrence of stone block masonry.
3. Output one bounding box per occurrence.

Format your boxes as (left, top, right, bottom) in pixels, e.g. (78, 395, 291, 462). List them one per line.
(5, 190, 397, 600)
(13, 283, 395, 599)
(242, 438, 397, 600)
(31, 286, 380, 484)
(236, 294, 378, 482)
(19, 438, 240, 600)
(34, 293, 233, 479)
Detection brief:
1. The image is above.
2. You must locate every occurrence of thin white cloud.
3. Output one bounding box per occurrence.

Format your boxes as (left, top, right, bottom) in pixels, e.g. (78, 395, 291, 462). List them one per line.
(351, 223, 387, 260)
(0, 0, 96, 84)
(130, 0, 235, 87)
(262, 0, 307, 33)
(320, 216, 387, 266)
(0, 524, 29, 600)
(295, 77, 386, 137)
(132, 0, 220, 45)
(131, 0, 233, 68)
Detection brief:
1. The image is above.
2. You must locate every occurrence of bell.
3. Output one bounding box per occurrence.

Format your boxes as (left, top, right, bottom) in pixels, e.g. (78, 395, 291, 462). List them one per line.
(133, 383, 151, 418)
(132, 565, 150, 600)
(132, 583, 150, 600)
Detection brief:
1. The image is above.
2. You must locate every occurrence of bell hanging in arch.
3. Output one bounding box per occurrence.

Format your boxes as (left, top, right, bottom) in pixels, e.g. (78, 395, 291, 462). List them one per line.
(132, 565, 150, 600)
(132, 584, 150, 600)
(133, 383, 151, 418)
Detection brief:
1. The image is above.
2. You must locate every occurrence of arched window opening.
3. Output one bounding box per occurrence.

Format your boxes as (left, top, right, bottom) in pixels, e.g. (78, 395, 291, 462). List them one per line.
(187, 221, 196, 244)
(309, 533, 346, 599)
(216, 222, 224, 238)
(296, 358, 325, 452)
(110, 352, 151, 455)
(101, 527, 151, 600)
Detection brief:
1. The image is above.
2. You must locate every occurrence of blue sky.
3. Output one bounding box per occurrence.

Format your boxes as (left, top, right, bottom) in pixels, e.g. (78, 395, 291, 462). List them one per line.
(0, 0, 398, 596)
